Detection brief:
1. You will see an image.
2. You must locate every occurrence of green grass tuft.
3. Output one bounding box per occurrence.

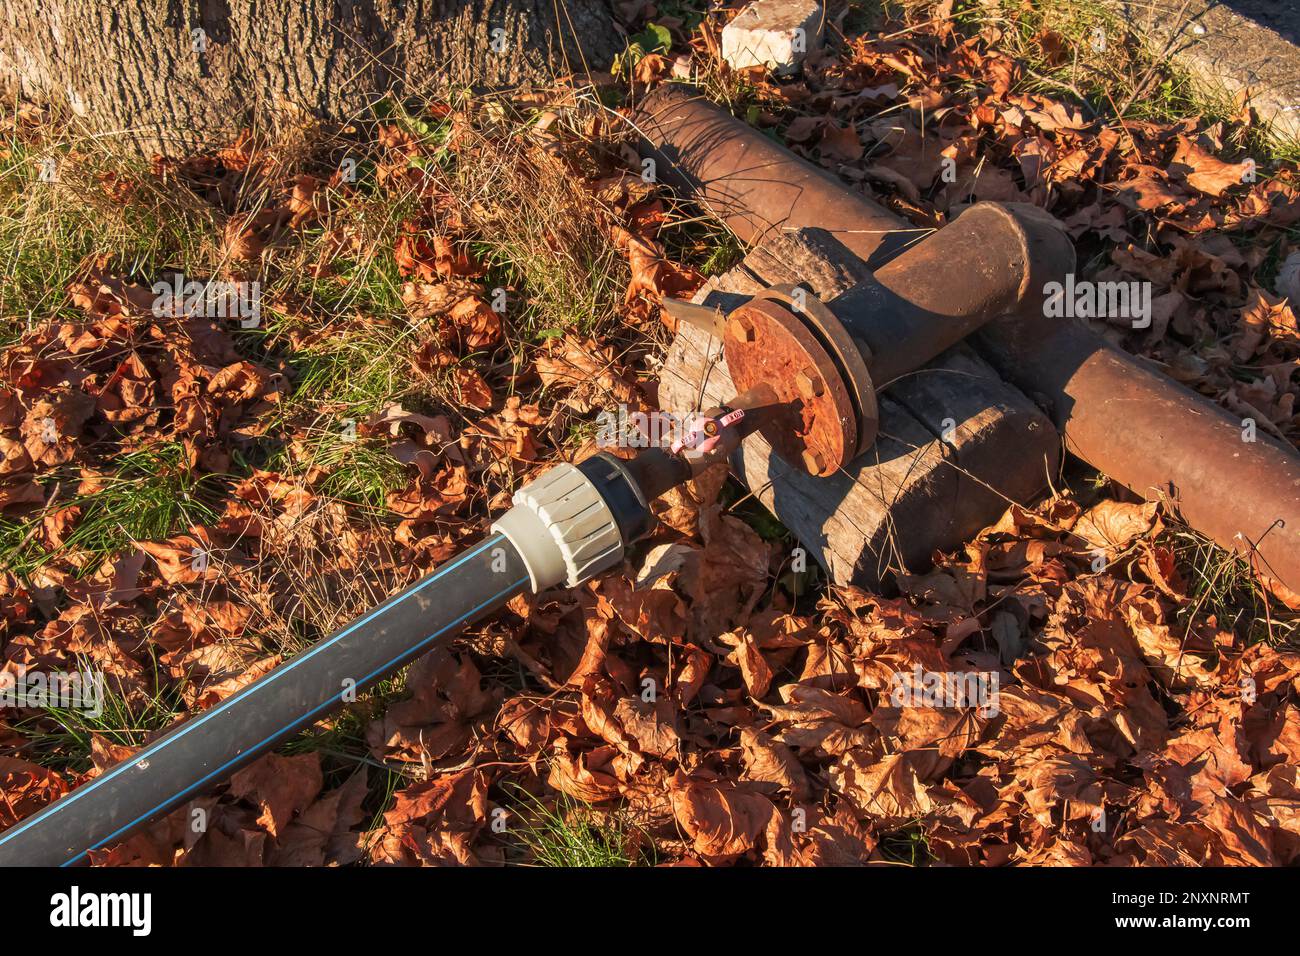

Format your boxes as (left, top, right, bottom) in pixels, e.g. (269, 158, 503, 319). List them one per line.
(13, 657, 185, 774)
(0, 130, 216, 345)
(0, 441, 220, 578)
(1168, 528, 1300, 647)
(880, 822, 934, 865)
(506, 786, 654, 867)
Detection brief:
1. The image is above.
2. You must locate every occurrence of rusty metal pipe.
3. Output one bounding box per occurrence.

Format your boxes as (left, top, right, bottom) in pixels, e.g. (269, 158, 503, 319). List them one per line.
(633, 84, 1300, 593)
(634, 85, 915, 267)
(828, 202, 1073, 388)
(978, 318, 1300, 591)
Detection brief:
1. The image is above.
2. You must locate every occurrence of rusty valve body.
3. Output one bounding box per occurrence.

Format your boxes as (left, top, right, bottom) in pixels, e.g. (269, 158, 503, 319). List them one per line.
(669, 201, 1073, 477)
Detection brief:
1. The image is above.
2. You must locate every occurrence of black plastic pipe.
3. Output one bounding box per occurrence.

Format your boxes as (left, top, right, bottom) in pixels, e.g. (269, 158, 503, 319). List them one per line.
(0, 533, 531, 867)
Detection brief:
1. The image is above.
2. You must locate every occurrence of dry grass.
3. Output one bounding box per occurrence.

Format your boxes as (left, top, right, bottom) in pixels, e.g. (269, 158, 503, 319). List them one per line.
(0, 87, 648, 787)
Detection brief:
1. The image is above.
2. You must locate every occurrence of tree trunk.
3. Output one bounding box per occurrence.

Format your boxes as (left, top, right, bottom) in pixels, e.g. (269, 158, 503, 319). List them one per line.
(0, 0, 623, 155)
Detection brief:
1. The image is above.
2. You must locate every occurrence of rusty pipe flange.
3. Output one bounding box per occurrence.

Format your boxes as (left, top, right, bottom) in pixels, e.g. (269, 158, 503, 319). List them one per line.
(750, 283, 879, 455)
(723, 297, 858, 476)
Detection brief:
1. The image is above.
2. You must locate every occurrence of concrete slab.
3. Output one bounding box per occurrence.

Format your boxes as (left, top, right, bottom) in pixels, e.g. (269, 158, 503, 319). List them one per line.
(721, 0, 825, 73)
(1112, 0, 1300, 142)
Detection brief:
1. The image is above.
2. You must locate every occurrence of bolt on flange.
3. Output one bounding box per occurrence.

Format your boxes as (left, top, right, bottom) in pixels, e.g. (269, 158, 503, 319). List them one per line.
(728, 314, 756, 342)
(795, 366, 825, 400)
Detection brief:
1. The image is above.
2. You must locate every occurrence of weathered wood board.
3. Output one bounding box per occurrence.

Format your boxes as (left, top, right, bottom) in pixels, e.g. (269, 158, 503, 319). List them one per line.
(657, 229, 1061, 587)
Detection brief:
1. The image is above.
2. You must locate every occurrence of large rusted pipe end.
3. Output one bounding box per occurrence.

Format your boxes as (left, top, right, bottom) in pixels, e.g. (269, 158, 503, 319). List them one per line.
(976, 202, 1077, 324)
(818, 201, 1076, 388)
(716, 203, 1075, 473)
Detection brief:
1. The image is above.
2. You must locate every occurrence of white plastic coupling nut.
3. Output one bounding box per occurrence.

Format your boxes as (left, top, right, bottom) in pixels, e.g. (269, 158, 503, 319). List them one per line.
(490, 463, 624, 593)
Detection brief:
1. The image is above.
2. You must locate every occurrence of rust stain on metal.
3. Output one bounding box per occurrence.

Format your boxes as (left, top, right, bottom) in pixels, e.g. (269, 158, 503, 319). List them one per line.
(752, 284, 878, 455)
(727, 313, 756, 342)
(724, 298, 855, 475)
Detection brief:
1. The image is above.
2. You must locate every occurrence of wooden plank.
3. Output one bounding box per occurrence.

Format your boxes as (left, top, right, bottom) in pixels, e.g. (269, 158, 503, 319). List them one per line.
(656, 229, 1061, 587)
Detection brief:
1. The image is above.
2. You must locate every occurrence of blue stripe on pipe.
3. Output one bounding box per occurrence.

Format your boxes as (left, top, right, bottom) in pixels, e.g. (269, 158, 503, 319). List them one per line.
(0, 534, 506, 852)
(63, 575, 529, 866)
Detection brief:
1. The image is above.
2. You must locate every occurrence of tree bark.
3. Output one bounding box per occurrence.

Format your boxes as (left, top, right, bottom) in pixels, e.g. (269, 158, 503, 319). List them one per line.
(0, 0, 622, 155)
